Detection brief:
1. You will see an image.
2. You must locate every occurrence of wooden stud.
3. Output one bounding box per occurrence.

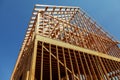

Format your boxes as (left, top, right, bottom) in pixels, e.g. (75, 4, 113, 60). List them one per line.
(11, 5, 120, 80)
(49, 44, 52, 80)
(29, 39, 38, 80)
(56, 46, 61, 80)
(40, 42, 44, 80)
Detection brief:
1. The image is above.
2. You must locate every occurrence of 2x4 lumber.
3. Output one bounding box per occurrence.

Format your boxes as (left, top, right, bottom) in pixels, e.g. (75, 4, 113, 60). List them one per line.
(68, 49, 75, 79)
(78, 51, 87, 79)
(56, 46, 61, 80)
(25, 52, 32, 80)
(91, 55, 102, 79)
(102, 58, 110, 77)
(62, 48, 68, 80)
(35, 13, 40, 34)
(83, 53, 93, 80)
(87, 54, 98, 80)
(43, 45, 75, 77)
(104, 59, 113, 78)
(44, 11, 113, 44)
(110, 60, 119, 79)
(79, 12, 105, 53)
(115, 61, 120, 78)
(73, 50, 81, 80)
(94, 57, 105, 79)
(29, 39, 38, 80)
(82, 21, 104, 80)
(68, 9, 78, 22)
(79, 11, 110, 42)
(116, 62, 120, 78)
(36, 35, 120, 62)
(98, 58, 109, 79)
(40, 42, 44, 80)
(49, 44, 52, 80)
(35, 4, 80, 9)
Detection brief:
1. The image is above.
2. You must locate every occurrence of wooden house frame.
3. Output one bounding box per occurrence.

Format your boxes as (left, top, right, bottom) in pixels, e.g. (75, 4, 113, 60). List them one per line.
(11, 4, 120, 80)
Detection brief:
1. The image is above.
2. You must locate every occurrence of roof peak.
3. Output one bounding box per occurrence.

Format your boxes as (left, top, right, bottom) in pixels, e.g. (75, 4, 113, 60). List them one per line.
(35, 4, 80, 9)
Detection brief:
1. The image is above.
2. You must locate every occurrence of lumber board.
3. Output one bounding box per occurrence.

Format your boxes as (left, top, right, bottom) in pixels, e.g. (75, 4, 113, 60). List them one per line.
(36, 35, 120, 62)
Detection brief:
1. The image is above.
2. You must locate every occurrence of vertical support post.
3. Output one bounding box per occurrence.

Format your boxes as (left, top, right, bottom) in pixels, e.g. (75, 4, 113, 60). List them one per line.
(29, 12, 40, 80)
(49, 44, 52, 80)
(29, 39, 38, 80)
(78, 51, 87, 79)
(26, 71, 29, 80)
(26, 51, 32, 80)
(68, 49, 75, 80)
(62, 48, 68, 80)
(40, 42, 44, 80)
(98, 58, 109, 79)
(35, 13, 40, 34)
(56, 46, 61, 80)
(91, 55, 102, 79)
(73, 50, 81, 80)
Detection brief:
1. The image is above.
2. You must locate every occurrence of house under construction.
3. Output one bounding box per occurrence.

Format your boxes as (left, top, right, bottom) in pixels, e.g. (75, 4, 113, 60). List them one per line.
(11, 4, 120, 80)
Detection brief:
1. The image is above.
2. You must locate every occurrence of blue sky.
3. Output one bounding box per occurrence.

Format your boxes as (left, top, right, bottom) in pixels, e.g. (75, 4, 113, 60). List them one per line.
(0, 0, 120, 80)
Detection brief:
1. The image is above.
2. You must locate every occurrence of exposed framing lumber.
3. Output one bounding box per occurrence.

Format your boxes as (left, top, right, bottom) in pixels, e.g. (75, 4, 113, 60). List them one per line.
(29, 39, 38, 80)
(36, 35, 120, 62)
(11, 4, 120, 80)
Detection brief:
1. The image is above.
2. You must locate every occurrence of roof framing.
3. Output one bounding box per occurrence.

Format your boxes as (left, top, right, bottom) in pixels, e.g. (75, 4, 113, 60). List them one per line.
(11, 4, 120, 80)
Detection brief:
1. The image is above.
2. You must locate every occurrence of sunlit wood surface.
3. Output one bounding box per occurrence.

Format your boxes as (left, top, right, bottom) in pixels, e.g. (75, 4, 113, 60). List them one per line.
(11, 4, 120, 80)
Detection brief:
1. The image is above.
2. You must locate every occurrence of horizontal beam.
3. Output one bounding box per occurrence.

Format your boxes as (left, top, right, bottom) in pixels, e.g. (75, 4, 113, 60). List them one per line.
(35, 4, 80, 9)
(36, 35, 120, 62)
